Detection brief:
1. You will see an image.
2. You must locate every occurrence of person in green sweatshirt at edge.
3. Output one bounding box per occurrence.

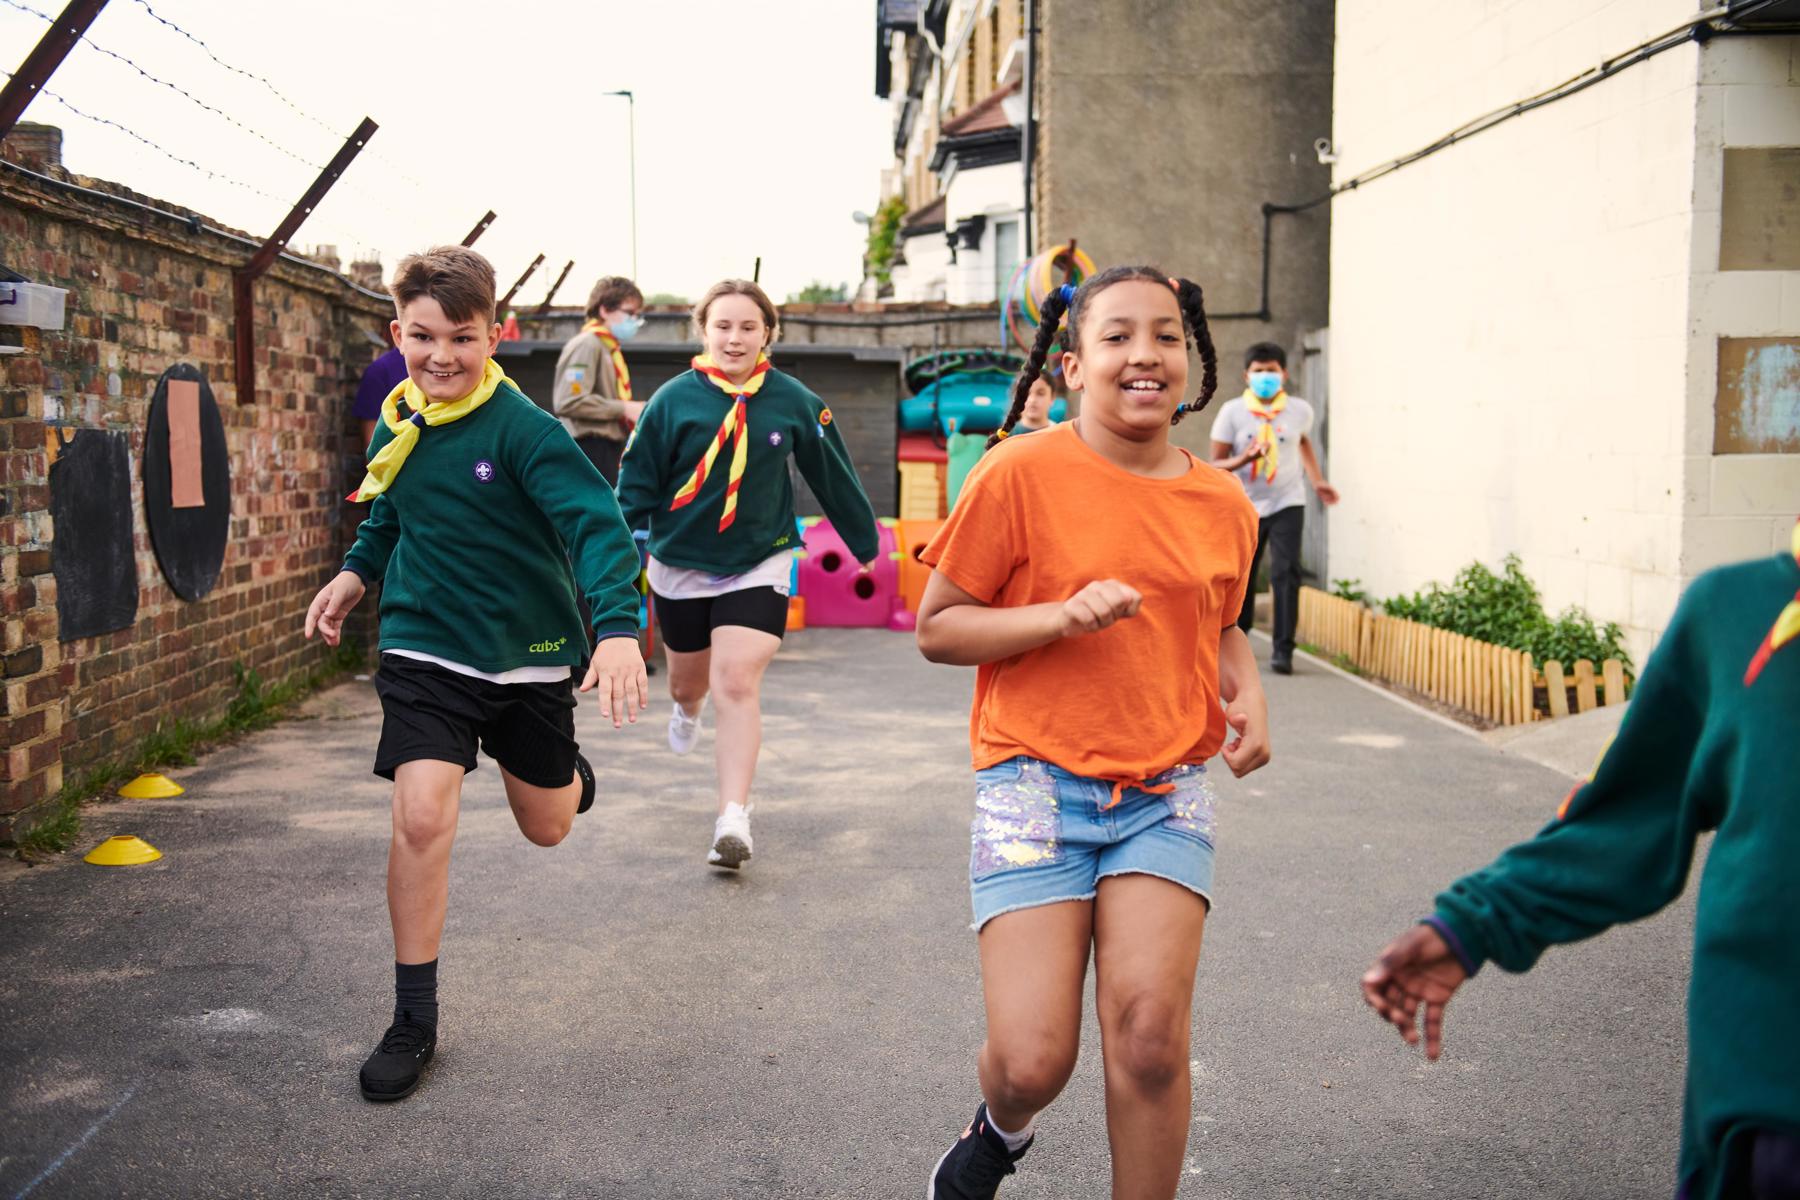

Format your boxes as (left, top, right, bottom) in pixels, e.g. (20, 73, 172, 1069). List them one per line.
(1362, 520, 1800, 1200)
(304, 245, 648, 1105)
(615, 278, 879, 871)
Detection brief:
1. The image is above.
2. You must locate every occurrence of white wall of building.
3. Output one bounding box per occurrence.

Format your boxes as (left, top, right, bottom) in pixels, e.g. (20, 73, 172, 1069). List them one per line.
(1325, 0, 1795, 664)
(892, 229, 952, 302)
(943, 161, 1024, 305)
(1682, 34, 1800, 581)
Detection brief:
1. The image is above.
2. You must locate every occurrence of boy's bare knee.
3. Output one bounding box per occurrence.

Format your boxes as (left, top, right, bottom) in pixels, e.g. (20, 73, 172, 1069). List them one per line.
(519, 814, 572, 848)
(1108, 995, 1188, 1093)
(392, 790, 456, 852)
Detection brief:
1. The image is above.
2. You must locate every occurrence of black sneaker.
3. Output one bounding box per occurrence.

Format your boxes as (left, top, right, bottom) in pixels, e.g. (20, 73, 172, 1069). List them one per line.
(575, 753, 596, 815)
(1270, 656, 1294, 675)
(358, 1014, 436, 1102)
(928, 1102, 1031, 1199)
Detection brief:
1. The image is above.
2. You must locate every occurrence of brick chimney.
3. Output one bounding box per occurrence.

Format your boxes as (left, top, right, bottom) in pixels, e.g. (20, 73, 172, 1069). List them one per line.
(348, 256, 385, 291)
(1, 122, 63, 170)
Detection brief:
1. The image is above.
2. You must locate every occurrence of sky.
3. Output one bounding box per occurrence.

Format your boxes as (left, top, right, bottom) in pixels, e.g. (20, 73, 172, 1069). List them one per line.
(0, 0, 895, 303)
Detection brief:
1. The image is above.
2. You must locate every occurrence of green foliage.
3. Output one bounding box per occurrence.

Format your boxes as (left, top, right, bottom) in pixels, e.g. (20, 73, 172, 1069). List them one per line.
(643, 291, 689, 307)
(864, 195, 908, 284)
(1382, 555, 1634, 674)
(1331, 578, 1369, 604)
(786, 280, 849, 304)
(9, 644, 366, 858)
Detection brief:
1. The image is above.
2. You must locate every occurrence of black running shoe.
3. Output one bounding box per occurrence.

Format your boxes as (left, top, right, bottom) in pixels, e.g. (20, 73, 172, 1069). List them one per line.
(575, 753, 597, 815)
(358, 1013, 436, 1102)
(1270, 656, 1294, 675)
(928, 1102, 1031, 1199)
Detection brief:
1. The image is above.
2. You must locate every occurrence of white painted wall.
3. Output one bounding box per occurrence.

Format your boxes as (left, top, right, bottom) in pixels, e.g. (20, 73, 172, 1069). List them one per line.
(892, 229, 952, 302)
(1682, 34, 1800, 580)
(1325, 0, 1788, 664)
(943, 161, 1024, 304)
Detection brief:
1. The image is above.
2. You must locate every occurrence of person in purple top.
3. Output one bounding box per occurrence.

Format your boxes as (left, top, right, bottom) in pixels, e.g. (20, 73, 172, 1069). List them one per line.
(354, 345, 411, 453)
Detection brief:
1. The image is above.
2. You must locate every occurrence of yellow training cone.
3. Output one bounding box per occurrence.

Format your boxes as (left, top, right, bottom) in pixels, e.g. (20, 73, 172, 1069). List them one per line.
(118, 773, 184, 799)
(84, 835, 163, 866)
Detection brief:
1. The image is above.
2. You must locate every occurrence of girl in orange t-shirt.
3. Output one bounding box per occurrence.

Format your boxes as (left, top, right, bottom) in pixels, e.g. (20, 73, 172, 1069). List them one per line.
(916, 266, 1268, 1199)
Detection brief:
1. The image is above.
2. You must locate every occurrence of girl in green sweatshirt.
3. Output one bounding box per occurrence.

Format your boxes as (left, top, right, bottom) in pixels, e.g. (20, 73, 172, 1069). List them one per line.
(615, 279, 878, 870)
(1363, 524, 1800, 1200)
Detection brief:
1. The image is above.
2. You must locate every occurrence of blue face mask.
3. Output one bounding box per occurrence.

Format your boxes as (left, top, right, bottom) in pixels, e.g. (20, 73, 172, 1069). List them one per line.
(607, 312, 644, 341)
(1248, 371, 1283, 401)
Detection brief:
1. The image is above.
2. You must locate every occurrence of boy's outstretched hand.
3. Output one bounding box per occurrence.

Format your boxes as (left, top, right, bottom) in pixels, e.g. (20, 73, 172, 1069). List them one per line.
(580, 636, 649, 730)
(1361, 923, 1470, 1061)
(304, 571, 366, 647)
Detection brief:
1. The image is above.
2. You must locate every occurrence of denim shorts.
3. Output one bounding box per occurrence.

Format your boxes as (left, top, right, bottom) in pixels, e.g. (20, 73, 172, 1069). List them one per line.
(969, 756, 1218, 930)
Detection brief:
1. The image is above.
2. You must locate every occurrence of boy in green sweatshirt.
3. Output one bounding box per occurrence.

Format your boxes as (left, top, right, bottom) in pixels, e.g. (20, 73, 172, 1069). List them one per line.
(616, 279, 878, 869)
(304, 245, 647, 1103)
(1362, 524, 1800, 1200)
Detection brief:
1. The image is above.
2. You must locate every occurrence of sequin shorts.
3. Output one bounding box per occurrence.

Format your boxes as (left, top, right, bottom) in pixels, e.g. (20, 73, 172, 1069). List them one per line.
(969, 756, 1217, 930)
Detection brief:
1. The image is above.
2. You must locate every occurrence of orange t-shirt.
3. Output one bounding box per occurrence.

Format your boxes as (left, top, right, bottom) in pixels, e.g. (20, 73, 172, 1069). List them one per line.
(922, 421, 1258, 788)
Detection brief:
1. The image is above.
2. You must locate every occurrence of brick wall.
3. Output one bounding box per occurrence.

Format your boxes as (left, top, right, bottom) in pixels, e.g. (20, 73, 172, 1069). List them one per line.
(0, 165, 390, 834)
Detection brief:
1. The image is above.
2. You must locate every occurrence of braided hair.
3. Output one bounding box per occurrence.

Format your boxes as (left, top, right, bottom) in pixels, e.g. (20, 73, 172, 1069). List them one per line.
(987, 265, 1220, 449)
(987, 286, 1071, 450)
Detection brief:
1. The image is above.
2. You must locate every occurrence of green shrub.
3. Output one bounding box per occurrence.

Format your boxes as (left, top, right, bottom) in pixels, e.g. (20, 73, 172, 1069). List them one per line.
(1382, 555, 1633, 675)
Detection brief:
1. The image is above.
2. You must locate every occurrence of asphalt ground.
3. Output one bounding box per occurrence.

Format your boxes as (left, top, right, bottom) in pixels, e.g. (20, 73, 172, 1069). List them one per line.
(0, 629, 1694, 1199)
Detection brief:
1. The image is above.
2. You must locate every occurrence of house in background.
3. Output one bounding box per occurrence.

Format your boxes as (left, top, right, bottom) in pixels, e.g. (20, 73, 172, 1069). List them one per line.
(871, 0, 1336, 455)
(1326, 0, 1800, 664)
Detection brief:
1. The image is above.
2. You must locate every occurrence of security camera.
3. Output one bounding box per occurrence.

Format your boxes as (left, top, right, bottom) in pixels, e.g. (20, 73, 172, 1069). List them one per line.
(1313, 137, 1338, 165)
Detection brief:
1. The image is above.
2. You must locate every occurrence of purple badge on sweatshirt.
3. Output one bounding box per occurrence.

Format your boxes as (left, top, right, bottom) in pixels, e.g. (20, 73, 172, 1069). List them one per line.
(472, 459, 496, 483)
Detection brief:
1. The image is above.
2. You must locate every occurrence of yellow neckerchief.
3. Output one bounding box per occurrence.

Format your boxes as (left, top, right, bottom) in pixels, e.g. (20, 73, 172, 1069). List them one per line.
(1242, 389, 1287, 483)
(579, 318, 633, 408)
(668, 352, 772, 532)
(348, 359, 508, 502)
(1744, 518, 1800, 686)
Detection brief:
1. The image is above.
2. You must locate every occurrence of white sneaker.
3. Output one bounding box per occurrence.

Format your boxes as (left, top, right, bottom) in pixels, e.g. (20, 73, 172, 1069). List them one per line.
(708, 804, 753, 869)
(667, 700, 704, 755)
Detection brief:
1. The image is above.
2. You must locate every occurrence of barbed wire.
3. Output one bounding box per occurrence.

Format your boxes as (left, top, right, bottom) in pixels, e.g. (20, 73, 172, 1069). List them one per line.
(1, 0, 324, 170)
(1, 68, 283, 203)
(124, 0, 433, 192)
(127, 0, 340, 136)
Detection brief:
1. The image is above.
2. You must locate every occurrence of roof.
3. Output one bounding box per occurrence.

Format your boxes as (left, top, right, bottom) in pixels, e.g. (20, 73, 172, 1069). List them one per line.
(940, 81, 1019, 138)
(901, 195, 947, 236)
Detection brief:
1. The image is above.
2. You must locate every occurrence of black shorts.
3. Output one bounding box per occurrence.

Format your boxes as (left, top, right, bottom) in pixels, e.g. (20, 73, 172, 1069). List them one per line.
(372, 653, 578, 788)
(652, 586, 788, 653)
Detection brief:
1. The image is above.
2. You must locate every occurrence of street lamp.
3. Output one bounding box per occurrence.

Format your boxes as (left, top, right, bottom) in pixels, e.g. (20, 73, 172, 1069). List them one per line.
(603, 89, 638, 280)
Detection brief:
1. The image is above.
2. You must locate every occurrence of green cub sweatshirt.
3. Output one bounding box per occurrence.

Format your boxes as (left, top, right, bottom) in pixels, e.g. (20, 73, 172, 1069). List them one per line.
(615, 365, 879, 575)
(1427, 551, 1800, 1200)
(343, 380, 642, 673)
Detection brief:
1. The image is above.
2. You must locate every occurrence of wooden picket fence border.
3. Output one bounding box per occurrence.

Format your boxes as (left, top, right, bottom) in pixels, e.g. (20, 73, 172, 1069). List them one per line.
(1295, 586, 1628, 725)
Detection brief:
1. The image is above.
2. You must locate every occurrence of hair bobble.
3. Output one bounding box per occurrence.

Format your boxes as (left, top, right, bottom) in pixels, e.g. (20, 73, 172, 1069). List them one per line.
(1056, 283, 1077, 306)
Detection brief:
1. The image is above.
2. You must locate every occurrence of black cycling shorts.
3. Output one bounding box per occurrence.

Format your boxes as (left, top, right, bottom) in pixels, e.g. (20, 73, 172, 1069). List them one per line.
(652, 587, 788, 653)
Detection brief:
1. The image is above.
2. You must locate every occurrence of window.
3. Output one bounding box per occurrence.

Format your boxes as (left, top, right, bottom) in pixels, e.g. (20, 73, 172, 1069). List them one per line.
(992, 218, 1020, 302)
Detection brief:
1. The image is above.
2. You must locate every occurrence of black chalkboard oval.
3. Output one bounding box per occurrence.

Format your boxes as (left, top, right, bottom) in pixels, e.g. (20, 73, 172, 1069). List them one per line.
(143, 363, 231, 601)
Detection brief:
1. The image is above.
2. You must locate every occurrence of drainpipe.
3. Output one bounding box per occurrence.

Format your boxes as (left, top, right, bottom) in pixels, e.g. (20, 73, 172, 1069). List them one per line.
(1021, 0, 1037, 255)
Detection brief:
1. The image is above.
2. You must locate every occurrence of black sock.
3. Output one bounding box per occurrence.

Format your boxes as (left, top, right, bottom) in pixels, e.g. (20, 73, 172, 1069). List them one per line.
(394, 959, 438, 1030)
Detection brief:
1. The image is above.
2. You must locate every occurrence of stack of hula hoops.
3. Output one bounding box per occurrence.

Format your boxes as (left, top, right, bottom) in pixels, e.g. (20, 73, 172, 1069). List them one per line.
(999, 242, 1097, 362)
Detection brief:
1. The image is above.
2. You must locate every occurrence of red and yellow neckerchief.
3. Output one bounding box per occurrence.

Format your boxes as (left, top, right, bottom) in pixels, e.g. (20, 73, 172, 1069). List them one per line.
(1242, 390, 1286, 483)
(1744, 518, 1800, 687)
(668, 352, 771, 532)
(579, 319, 633, 409)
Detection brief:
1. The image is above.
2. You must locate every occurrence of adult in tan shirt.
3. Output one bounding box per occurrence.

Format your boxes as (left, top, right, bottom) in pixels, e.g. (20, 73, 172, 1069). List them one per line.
(553, 275, 645, 485)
